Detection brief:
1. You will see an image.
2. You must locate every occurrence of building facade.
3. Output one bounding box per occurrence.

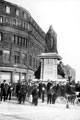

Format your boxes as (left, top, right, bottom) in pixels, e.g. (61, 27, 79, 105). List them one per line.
(0, 0, 45, 83)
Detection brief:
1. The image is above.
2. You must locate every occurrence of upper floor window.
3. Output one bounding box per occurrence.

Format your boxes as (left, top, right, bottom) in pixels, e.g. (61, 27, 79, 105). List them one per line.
(0, 16, 3, 23)
(6, 6, 10, 14)
(22, 53, 27, 65)
(14, 51, 20, 64)
(14, 35, 19, 44)
(22, 22, 25, 29)
(23, 12, 26, 19)
(3, 50, 10, 63)
(19, 37, 22, 45)
(5, 17, 9, 24)
(12, 19, 16, 26)
(11, 35, 14, 43)
(18, 20, 21, 27)
(29, 55, 32, 67)
(16, 19, 19, 26)
(0, 32, 2, 41)
(16, 9, 19, 16)
(22, 38, 25, 45)
(25, 39, 28, 47)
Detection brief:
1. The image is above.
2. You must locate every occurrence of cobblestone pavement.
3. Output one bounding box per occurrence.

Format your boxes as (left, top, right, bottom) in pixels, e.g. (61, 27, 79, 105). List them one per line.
(0, 99, 80, 120)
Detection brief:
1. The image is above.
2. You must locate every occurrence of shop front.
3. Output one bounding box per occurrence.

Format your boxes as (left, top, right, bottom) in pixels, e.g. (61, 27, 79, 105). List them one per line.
(0, 71, 11, 83)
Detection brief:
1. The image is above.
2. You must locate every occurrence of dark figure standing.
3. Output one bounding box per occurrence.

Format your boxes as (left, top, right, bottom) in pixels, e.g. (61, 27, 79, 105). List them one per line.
(38, 81, 42, 99)
(7, 82, 14, 100)
(16, 81, 21, 98)
(51, 85, 57, 104)
(18, 81, 27, 104)
(47, 86, 52, 104)
(1, 80, 8, 101)
(32, 86, 38, 106)
(42, 86, 45, 103)
(47, 81, 52, 104)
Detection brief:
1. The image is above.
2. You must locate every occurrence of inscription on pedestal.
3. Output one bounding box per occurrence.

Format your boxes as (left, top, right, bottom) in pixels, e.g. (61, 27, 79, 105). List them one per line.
(43, 59, 57, 81)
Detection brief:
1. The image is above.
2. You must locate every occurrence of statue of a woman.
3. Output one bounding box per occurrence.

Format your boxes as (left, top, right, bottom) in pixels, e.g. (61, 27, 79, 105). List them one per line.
(45, 25, 58, 53)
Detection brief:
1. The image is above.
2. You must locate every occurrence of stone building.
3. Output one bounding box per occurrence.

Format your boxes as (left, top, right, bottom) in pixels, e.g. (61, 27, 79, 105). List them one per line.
(0, 0, 45, 83)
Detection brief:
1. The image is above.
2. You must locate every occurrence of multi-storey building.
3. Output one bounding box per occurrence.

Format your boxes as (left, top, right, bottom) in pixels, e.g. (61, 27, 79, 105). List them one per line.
(0, 0, 45, 83)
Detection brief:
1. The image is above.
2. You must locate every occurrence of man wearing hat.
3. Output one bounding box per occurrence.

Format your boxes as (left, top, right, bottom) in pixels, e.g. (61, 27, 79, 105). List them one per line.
(1, 80, 8, 101)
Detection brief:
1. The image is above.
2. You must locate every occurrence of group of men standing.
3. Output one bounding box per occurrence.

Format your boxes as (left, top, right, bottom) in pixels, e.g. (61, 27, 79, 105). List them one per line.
(0, 80, 14, 101)
(15, 80, 60, 105)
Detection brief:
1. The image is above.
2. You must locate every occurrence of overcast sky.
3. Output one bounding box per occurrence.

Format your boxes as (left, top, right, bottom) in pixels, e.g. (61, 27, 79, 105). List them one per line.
(7, 0, 80, 81)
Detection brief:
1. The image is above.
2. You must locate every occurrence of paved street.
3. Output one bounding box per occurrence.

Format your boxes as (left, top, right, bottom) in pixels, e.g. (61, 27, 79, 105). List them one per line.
(0, 99, 80, 120)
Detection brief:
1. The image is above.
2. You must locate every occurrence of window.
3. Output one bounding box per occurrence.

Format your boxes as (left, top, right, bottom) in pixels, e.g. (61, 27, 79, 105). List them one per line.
(22, 38, 25, 45)
(5, 17, 9, 24)
(14, 36, 19, 44)
(6, 6, 10, 13)
(16, 9, 19, 16)
(3, 50, 10, 63)
(18, 20, 21, 27)
(12, 35, 15, 43)
(20, 37, 22, 45)
(14, 52, 20, 64)
(23, 12, 26, 19)
(0, 33, 2, 41)
(25, 39, 28, 47)
(22, 53, 27, 65)
(22, 22, 25, 29)
(16, 19, 19, 26)
(12, 19, 16, 26)
(29, 55, 32, 66)
(19, 37, 22, 45)
(0, 16, 3, 23)
(25, 23, 28, 29)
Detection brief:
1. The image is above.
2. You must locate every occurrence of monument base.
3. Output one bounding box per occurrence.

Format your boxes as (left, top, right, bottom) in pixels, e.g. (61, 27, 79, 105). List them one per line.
(38, 52, 62, 81)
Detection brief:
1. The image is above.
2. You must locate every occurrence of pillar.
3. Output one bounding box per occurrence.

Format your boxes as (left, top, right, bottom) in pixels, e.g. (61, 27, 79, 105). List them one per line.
(40, 59, 44, 80)
(19, 72, 22, 82)
(11, 71, 15, 83)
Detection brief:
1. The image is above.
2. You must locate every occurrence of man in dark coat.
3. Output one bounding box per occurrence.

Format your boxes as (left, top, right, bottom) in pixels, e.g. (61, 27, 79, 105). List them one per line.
(32, 85, 39, 106)
(7, 82, 14, 100)
(38, 81, 42, 99)
(16, 81, 21, 98)
(18, 81, 27, 104)
(1, 80, 8, 101)
(47, 81, 52, 104)
(42, 85, 46, 103)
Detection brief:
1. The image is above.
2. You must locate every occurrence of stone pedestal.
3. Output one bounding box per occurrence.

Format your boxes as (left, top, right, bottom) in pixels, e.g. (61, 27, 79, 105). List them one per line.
(38, 53, 62, 81)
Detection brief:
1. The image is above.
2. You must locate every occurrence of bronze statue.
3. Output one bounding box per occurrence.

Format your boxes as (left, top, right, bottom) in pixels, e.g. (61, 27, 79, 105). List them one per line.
(45, 25, 58, 53)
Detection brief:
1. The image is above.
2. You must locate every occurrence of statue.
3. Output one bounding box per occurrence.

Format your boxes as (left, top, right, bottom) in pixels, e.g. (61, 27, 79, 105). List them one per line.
(57, 61, 65, 78)
(45, 25, 58, 53)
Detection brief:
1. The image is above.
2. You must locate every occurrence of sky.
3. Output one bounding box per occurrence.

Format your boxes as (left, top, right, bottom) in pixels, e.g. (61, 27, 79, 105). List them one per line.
(7, 0, 80, 81)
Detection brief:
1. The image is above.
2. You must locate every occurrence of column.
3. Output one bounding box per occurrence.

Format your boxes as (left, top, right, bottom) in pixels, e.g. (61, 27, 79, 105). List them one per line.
(19, 72, 22, 82)
(11, 71, 15, 83)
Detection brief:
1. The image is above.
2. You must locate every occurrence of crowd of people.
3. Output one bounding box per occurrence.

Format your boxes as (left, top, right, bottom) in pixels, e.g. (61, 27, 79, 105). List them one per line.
(0, 80, 14, 101)
(0, 79, 80, 106)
